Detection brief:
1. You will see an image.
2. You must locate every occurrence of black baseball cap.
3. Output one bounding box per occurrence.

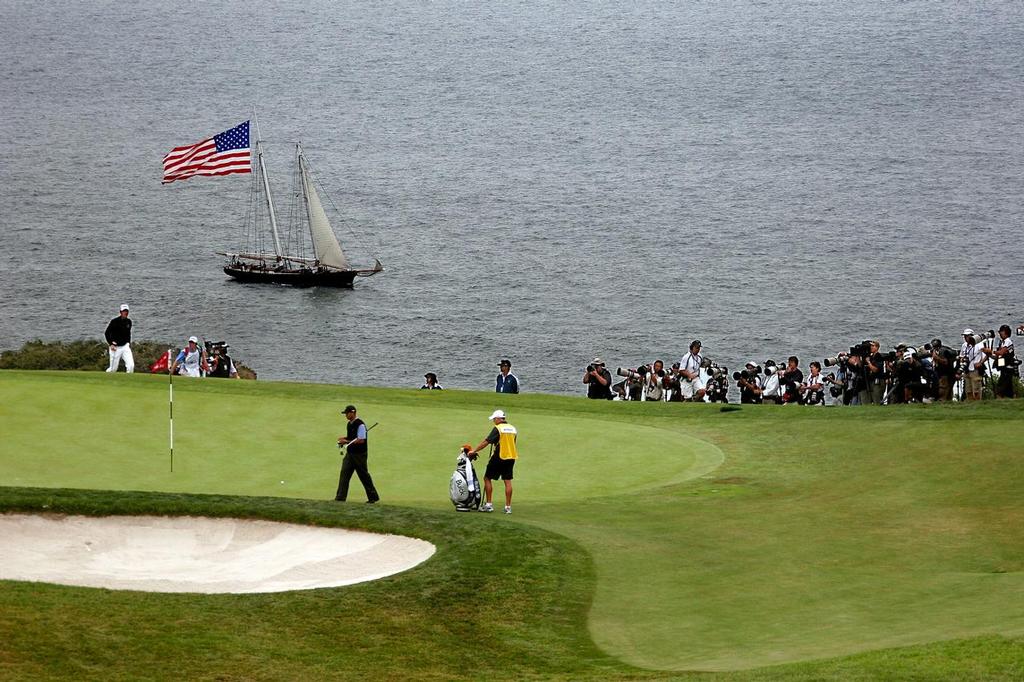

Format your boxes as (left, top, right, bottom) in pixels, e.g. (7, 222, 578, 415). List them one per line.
(342, 405, 356, 414)
(498, 359, 512, 367)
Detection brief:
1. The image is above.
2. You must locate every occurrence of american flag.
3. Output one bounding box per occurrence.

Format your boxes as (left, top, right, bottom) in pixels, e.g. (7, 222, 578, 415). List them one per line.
(162, 121, 251, 184)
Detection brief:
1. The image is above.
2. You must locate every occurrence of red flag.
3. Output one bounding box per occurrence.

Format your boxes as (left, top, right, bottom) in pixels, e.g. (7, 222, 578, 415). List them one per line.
(162, 120, 251, 184)
(150, 350, 171, 374)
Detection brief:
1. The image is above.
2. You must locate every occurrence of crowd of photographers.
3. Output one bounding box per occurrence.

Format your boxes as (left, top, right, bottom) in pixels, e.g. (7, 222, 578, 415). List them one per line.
(584, 325, 1021, 405)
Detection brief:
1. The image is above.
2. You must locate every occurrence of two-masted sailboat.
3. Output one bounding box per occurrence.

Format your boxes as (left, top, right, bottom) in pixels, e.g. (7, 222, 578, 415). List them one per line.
(218, 120, 383, 288)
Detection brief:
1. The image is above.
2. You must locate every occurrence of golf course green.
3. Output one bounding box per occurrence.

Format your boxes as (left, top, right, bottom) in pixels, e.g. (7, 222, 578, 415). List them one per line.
(2, 370, 1023, 680)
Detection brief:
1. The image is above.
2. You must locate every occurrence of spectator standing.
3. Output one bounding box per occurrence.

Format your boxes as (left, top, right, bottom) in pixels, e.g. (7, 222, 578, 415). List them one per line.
(469, 409, 518, 514)
(335, 405, 380, 503)
(171, 336, 208, 377)
(104, 304, 134, 373)
(496, 359, 519, 394)
(421, 372, 443, 389)
(583, 358, 613, 399)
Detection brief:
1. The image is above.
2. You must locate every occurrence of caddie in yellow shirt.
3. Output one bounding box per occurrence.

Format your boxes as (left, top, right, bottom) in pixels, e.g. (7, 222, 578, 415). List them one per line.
(470, 409, 518, 514)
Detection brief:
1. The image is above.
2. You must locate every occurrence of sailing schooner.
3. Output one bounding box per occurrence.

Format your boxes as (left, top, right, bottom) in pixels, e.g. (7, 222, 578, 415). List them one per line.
(218, 120, 383, 288)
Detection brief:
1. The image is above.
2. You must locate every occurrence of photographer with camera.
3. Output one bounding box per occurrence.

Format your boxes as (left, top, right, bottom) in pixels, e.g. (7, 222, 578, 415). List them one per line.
(798, 361, 826, 405)
(758, 360, 783, 404)
(981, 325, 1017, 398)
(207, 342, 238, 379)
(675, 340, 707, 402)
(644, 360, 670, 401)
(702, 359, 730, 403)
(959, 329, 986, 401)
(862, 341, 885, 405)
(583, 358, 613, 400)
(734, 362, 762, 404)
(612, 364, 644, 401)
(778, 356, 804, 404)
(927, 338, 957, 401)
(889, 345, 928, 404)
(823, 350, 865, 405)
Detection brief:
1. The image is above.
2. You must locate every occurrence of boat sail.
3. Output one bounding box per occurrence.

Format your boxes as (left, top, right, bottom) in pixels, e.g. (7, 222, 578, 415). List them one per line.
(219, 121, 383, 287)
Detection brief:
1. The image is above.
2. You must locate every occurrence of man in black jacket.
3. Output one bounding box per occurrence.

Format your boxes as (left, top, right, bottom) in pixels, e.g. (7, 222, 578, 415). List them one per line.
(104, 304, 134, 373)
(335, 405, 379, 503)
(582, 357, 613, 399)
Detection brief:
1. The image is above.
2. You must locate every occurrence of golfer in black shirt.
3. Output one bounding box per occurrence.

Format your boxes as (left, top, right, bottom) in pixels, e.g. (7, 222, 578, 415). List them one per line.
(104, 304, 135, 373)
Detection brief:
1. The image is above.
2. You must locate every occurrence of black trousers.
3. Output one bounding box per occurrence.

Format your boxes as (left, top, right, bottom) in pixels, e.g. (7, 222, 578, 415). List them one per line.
(996, 369, 1016, 398)
(336, 450, 379, 501)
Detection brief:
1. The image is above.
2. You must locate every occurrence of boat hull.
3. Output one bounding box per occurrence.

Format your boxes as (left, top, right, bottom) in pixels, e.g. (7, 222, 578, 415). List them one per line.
(224, 264, 358, 288)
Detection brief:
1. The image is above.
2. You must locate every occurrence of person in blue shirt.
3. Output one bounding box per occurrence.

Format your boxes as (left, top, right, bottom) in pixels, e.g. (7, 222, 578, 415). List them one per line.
(495, 359, 519, 393)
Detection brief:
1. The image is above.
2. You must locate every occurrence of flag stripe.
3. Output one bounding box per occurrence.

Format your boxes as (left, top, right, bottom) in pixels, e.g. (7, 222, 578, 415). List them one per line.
(162, 121, 251, 184)
(164, 150, 248, 176)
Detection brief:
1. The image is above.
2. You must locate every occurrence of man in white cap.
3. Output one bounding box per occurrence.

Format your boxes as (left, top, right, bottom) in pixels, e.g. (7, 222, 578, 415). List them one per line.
(469, 409, 519, 514)
(104, 304, 134, 373)
(960, 328, 985, 400)
(171, 336, 208, 377)
(736, 361, 762, 404)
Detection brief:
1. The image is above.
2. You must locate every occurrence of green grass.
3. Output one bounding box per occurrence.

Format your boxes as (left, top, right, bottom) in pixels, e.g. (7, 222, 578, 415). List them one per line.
(2, 370, 1024, 680)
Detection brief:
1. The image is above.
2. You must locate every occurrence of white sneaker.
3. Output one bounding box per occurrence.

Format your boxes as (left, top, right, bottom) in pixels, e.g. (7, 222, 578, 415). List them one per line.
(504, 506, 512, 514)
(480, 503, 494, 512)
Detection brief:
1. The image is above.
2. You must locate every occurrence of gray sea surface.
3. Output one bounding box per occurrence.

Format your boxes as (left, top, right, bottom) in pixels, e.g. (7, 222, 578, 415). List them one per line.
(1, 1, 1022, 395)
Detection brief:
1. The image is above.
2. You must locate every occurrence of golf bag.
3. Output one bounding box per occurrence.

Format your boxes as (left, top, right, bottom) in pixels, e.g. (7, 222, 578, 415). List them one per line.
(450, 447, 481, 512)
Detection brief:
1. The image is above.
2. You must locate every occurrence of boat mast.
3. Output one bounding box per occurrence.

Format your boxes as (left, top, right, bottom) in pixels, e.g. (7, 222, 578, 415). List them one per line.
(253, 112, 283, 258)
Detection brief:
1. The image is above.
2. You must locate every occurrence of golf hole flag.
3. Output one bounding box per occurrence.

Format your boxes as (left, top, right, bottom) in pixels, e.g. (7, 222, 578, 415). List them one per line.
(162, 120, 251, 184)
(149, 349, 171, 373)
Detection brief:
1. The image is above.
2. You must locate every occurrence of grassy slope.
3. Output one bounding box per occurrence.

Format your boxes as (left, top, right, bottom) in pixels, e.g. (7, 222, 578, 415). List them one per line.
(1, 371, 1024, 680)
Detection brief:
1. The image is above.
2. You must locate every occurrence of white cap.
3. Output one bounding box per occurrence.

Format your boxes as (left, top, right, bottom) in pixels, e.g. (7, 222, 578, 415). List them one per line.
(963, 328, 974, 335)
(488, 409, 505, 421)
(119, 304, 129, 311)
(746, 360, 757, 367)
(188, 335, 199, 343)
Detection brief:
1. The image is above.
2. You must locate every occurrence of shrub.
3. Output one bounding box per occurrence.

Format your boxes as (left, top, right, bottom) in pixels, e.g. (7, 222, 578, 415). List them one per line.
(0, 340, 256, 379)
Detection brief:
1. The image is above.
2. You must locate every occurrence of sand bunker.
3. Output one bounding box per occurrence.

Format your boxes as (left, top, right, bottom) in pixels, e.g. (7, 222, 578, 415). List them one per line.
(0, 514, 435, 594)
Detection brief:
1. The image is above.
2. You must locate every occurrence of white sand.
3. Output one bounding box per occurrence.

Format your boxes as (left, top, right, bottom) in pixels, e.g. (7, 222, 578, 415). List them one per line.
(0, 514, 435, 594)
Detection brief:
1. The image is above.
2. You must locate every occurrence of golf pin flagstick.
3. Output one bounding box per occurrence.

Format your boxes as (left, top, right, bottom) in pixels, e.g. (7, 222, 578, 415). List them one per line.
(338, 422, 378, 453)
(167, 348, 174, 472)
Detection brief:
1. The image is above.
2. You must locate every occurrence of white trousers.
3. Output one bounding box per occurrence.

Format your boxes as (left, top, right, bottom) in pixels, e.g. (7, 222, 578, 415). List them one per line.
(107, 343, 134, 373)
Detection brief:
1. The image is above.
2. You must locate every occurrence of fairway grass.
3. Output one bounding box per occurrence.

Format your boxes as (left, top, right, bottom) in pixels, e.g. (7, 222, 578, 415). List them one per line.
(2, 370, 1024, 680)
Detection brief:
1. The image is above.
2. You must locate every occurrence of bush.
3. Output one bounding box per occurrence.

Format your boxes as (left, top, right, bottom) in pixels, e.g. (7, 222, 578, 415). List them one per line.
(0, 340, 256, 379)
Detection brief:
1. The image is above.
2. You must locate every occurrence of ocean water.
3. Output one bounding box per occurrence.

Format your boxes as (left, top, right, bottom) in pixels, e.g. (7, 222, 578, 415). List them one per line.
(1, 1, 1022, 395)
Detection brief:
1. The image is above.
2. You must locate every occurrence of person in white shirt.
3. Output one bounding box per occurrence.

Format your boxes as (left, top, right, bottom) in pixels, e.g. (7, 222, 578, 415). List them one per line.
(676, 340, 706, 401)
(959, 328, 985, 401)
(981, 325, 1016, 398)
(799, 361, 826, 405)
(759, 360, 782, 404)
(171, 336, 208, 378)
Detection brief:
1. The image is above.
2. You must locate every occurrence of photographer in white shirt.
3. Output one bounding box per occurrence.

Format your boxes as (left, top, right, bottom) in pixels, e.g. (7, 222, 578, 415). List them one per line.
(959, 328, 986, 401)
(758, 360, 782, 404)
(981, 325, 1016, 399)
(676, 340, 706, 402)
